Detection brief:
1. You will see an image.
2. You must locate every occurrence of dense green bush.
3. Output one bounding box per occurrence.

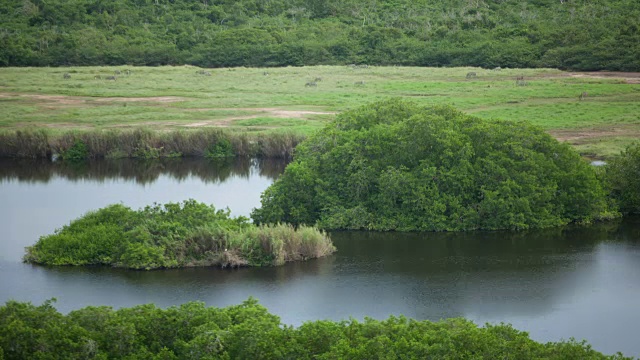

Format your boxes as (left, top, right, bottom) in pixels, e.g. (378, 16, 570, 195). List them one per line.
(252, 99, 617, 231)
(605, 143, 640, 214)
(0, 299, 631, 359)
(59, 139, 89, 160)
(24, 200, 335, 269)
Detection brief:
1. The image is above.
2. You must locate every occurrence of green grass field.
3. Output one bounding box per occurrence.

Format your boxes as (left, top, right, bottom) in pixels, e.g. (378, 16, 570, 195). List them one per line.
(1, 65, 639, 158)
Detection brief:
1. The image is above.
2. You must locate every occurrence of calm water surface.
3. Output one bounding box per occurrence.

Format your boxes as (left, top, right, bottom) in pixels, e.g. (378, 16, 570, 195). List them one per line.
(1, 158, 639, 357)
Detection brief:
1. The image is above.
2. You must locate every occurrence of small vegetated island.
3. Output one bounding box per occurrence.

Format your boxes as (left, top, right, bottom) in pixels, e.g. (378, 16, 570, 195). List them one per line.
(24, 200, 335, 270)
(252, 99, 618, 231)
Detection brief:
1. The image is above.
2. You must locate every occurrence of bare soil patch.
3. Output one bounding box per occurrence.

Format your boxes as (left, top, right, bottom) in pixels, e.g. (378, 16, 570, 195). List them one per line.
(182, 108, 335, 128)
(565, 72, 640, 84)
(549, 125, 640, 143)
(0, 92, 185, 106)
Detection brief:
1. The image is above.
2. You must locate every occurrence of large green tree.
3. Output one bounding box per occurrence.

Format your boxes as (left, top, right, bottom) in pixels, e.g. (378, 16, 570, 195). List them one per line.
(252, 99, 616, 231)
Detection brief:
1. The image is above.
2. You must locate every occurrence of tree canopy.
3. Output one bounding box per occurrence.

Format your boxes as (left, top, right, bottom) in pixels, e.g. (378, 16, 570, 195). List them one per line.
(252, 99, 616, 231)
(0, 299, 631, 359)
(0, 0, 639, 70)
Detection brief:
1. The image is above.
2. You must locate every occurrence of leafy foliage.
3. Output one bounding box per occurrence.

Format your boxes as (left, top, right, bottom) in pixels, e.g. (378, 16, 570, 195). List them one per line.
(605, 143, 640, 214)
(252, 99, 617, 231)
(24, 200, 335, 269)
(0, 0, 639, 70)
(59, 139, 89, 161)
(0, 299, 631, 359)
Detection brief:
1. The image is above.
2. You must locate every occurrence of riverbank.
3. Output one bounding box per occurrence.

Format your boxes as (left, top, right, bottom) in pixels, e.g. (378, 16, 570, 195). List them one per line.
(1, 66, 639, 158)
(23, 200, 335, 270)
(0, 128, 303, 159)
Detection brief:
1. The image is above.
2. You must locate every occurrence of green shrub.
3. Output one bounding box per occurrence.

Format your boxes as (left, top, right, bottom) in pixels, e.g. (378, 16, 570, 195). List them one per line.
(252, 99, 617, 231)
(60, 139, 89, 161)
(605, 142, 640, 214)
(205, 138, 234, 158)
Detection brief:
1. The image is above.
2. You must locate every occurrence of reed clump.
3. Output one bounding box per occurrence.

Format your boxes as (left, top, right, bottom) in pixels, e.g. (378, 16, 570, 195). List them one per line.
(0, 129, 51, 158)
(23, 200, 335, 270)
(0, 128, 305, 159)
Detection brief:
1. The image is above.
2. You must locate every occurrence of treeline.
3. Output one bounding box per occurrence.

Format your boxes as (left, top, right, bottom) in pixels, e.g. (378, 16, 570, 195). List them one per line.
(0, 128, 304, 159)
(1, 0, 639, 71)
(24, 200, 335, 269)
(0, 299, 631, 360)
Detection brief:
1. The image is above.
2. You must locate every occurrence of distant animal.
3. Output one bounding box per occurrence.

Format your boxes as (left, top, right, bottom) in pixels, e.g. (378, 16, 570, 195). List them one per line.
(515, 76, 526, 86)
(305, 81, 317, 87)
(204, 71, 212, 76)
(94, 75, 102, 80)
(106, 76, 117, 81)
(263, 71, 269, 76)
(125, 69, 131, 76)
(354, 80, 365, 85)
(196, 70, 206, 75)
(63, 73, 71, 79)
(314, 77, 322, 82)
(579, 92, 588, 101)
(466, 72, 477, 79)
(114, 70, 121, 75)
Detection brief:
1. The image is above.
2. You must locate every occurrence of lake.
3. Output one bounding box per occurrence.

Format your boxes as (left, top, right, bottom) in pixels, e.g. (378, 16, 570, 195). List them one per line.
(1, 158, 639, 357)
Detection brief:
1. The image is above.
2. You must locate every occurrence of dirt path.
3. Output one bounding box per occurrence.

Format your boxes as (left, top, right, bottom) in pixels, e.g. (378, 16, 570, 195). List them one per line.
(182, 108, 336, 127)
(549, 125, 640, 143)
(564, 72, 640, 84)
(0, 93, 185, 105)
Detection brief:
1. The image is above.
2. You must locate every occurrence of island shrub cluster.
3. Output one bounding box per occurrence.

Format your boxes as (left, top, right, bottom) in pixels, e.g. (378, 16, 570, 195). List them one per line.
(252, 99, 617, 231)
(0, 128, 303, 159)
(24, 200, 335, 269)
(0, 299, 630, 360)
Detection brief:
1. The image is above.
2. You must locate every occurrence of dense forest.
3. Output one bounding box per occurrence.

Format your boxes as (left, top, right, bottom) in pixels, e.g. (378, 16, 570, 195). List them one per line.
(1, 0, 639, 70)
(0, 298, 631, 359)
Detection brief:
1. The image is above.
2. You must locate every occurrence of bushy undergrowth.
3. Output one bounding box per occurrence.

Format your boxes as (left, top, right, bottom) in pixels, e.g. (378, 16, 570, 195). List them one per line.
(24, 200, 334, 270)
(0, 298, 630, 360)
(252, 99, 617, 231)
(605, 143, 640, 214)
(0, 128, 304, 159)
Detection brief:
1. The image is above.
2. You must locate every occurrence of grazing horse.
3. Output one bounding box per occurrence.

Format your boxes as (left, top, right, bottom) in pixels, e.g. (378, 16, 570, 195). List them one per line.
(305, 81, 317, 87)
(466, 72, 477, 79)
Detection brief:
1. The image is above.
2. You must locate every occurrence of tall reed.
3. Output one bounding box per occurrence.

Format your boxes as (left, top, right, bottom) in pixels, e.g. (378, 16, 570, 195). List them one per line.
(0, 129, 306, 159)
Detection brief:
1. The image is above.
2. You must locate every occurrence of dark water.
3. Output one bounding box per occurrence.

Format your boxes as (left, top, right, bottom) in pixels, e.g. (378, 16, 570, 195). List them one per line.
(1, 159, 640, 357)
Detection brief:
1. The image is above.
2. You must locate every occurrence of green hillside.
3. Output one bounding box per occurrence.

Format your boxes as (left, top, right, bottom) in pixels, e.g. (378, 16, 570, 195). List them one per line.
(1, 0, 638, 70)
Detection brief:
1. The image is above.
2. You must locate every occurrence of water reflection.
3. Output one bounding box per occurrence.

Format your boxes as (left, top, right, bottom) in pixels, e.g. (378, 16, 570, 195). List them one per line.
(0, 157, 286, 184)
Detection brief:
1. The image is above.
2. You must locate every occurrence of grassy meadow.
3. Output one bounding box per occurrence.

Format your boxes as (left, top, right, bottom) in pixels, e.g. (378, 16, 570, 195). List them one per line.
(1, 65, 639, 158)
